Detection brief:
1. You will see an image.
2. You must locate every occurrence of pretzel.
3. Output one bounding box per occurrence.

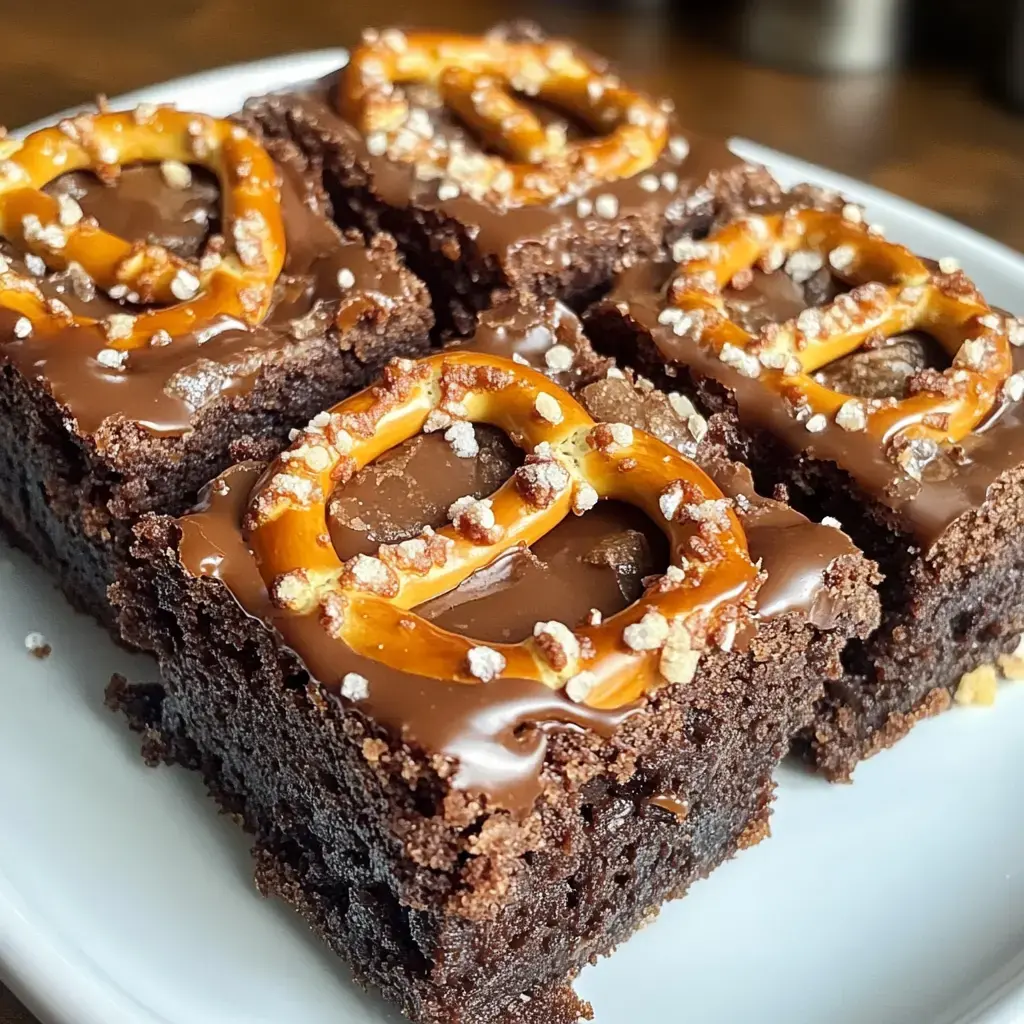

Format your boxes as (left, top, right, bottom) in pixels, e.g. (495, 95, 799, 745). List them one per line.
(336, 30, 669, 206)
(664, 208, 1013, 447)
(0, 108, 286, 348)
(243, 352, 759, 710)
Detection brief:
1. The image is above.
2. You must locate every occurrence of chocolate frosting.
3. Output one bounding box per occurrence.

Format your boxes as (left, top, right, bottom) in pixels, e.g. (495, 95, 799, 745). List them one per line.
(605, 260, 1024, 550)
(0, 144, 414, 441)
(272, 68, 748, 267)
(177, 463, 638, 814)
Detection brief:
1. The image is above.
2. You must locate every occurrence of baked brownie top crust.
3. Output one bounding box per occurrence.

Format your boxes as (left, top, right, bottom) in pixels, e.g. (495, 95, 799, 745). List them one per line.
(167, 333, 874, 811)
(0, 107, 426, 441)
(254, 23, 758, 262)
(595, 185, 1024, 548)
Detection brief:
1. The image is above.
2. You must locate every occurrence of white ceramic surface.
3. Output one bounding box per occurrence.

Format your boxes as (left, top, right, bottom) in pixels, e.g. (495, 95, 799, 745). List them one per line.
(2, 52, 1024, 1024)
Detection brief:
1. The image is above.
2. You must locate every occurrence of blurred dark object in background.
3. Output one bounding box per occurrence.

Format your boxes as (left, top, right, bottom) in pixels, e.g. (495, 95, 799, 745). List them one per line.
(979, 0, 1024, 111)
(663, 0, 1023, 111)
(735, 0, 909, 73)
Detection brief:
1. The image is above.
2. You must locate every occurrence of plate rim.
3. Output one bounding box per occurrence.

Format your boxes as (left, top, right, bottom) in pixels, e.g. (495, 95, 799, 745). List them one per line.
(1, 48, 1023, 1024)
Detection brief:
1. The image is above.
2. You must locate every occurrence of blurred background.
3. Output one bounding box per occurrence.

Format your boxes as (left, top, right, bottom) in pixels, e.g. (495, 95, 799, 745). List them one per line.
(1, 1, 1023, 237)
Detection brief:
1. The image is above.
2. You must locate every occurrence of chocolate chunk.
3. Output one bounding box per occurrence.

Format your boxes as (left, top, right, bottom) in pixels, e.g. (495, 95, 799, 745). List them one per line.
(416, 501, 665, 642)
(578, 377, 704, 455)
(581, 528, 654, 604)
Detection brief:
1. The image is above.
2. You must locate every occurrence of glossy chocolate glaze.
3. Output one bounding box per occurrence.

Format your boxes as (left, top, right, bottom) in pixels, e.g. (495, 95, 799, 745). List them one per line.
(278, 72, 746, 266)
(327, 392, 664, 641)
(328, 427, 520, 558)
(580, 375, 862, 627)
(605, 261, 1024, 549)
(0, 153, 415, 440)
(420, 504, 660, 642)
(46, 167, 218, 260)
(177, 463, 638, 813)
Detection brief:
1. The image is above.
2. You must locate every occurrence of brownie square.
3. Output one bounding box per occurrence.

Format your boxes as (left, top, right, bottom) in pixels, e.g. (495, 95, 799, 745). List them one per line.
(585, 182, 1024, 779)
(0, 107, 432, 632)
(245, 23, 774, 336)
(110, 333, 877, 1023)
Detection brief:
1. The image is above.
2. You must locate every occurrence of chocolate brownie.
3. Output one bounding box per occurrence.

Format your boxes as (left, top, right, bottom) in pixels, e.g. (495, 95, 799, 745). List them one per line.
(110, 346, 878, 1024)
(585, 182, 1024, 779)
(0, 105, 432, 632)
(245, 23, 774, 336)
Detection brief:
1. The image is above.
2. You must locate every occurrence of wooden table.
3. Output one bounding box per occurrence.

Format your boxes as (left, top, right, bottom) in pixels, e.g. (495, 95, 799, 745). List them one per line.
(2, 1, 1023, 1019)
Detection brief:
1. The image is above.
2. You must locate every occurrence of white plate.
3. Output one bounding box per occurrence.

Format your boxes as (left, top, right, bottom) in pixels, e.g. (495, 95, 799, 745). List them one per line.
(2, 52, 1023, 1024)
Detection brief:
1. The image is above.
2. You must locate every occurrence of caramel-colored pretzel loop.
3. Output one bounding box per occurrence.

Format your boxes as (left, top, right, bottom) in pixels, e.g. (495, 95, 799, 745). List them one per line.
(244, 352, 759, 710)
(337, 31, 669, 205)
(0, 108, 285, 348)
(667, 208, 1013, 446)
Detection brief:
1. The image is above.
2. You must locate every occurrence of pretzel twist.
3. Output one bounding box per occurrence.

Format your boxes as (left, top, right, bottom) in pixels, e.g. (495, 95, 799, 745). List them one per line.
(666, 208, 1013, 446)
(336, 31, 669, 205)
(0, 108, 286, 348)
(244, 352, 759, 710)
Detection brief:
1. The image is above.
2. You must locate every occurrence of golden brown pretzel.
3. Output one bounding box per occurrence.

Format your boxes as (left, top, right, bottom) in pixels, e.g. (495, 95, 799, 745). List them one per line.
(666, 208, 1013, 446)
(0, 108, 286, 348)
(336, 30, 669, 206)
(243, 352, 759, 710)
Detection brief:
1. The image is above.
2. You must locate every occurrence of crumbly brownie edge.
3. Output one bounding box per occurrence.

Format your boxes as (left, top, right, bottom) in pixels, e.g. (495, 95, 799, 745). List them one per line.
(0, 363, 124, 628)
(110, 511, 827, 1024)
